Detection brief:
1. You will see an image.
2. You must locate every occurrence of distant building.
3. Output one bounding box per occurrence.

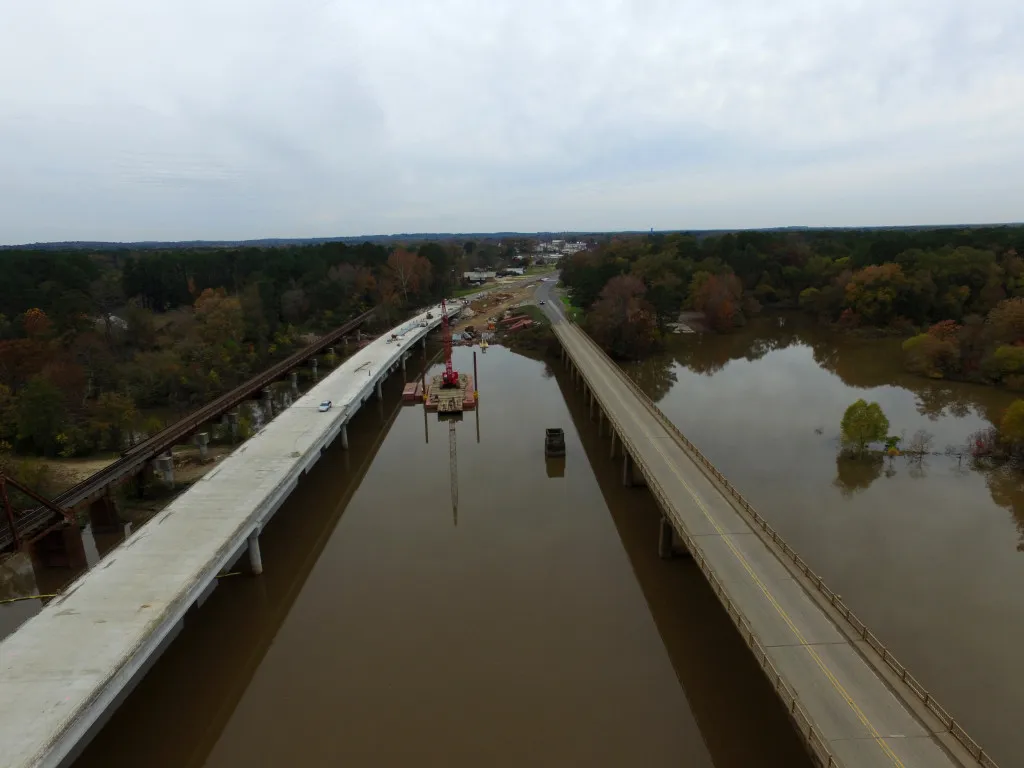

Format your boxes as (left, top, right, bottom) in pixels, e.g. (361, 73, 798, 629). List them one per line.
(463, 271, 497, 283)
(502, 267, 525, 276)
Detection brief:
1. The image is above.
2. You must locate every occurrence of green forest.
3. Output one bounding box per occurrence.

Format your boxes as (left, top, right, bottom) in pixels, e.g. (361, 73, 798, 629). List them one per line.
(558, 227, 1024, 386)
(0, 240, 481, 460)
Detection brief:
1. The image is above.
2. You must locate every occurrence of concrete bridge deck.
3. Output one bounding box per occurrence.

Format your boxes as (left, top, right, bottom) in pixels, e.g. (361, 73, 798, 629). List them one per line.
(551, 317, 989, 768)
(0, 302, 457, 768)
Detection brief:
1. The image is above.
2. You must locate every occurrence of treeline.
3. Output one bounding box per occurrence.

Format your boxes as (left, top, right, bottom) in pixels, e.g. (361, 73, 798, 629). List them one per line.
(559, 227, 1024, 360)
(0, 240, 476, 457)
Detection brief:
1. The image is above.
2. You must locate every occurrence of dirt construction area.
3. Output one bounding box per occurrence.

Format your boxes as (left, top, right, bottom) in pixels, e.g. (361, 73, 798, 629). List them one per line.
(453, 278, 542, 333)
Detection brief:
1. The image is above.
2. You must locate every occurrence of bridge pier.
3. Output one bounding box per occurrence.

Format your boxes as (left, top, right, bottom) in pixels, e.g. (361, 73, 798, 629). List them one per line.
(247, 531, 263, 575)
(88, 491, 123, 534)
(340, 423, 349, 450)
(610, 430, 617, 458)
(589, 393, 595, 419)
(401, 354, 407, 372)
(622, 452, 633, 486)
(195, 432, 210, 462)
(311, 357, 319, 382)
(30, 525, 87, 570)
(262, 388, 274, 420)
(375, 378, 383, 400)
(290, 371, 299, 396)
(156, 454, 175, 488)
(598, 410, 604, 436)
(227, 411, 239, 443)
(658, 516, 674, 559)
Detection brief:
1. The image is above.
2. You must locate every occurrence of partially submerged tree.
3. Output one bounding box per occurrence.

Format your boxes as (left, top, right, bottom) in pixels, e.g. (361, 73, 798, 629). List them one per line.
(586, 275, 659, 360)
(840, 399, 890, 455)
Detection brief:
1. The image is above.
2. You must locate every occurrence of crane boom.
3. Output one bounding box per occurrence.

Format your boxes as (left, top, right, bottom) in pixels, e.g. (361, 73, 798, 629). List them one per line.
(440, 298, 459, 388)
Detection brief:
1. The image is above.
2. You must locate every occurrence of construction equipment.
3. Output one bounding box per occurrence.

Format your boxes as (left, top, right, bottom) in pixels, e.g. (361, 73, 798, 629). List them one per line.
(440, 298, 460, 388)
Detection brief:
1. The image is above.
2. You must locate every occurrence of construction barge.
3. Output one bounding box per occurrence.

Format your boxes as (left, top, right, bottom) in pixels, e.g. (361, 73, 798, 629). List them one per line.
(402, 297, 477, 413)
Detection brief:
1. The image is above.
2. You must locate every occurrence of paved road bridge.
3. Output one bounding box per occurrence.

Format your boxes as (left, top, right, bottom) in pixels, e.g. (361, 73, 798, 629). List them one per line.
(536, 281, 994, 768)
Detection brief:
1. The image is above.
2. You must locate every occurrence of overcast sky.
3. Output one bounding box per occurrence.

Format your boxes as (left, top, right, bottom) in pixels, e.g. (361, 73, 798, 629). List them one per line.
(1, 0, 1022, 243)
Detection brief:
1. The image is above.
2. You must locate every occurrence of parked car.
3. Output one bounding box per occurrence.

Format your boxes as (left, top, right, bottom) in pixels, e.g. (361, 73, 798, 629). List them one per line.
(318, 400, 332, 412)
(539, 300, 546, 305)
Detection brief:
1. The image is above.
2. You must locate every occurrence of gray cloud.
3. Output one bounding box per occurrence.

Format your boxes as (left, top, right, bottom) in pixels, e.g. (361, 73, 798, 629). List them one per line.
(1, 0, 1023, 243)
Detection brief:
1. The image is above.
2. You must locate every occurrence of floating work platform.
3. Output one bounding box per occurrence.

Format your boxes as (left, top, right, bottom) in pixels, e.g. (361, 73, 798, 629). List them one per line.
(424, 373, 475, 413)
(402, 380, 424, 403)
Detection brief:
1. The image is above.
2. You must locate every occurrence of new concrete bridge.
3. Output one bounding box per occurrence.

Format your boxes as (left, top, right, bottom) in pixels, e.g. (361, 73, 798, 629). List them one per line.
(537, 284, 993, 768)
(0, 301, 459, 768)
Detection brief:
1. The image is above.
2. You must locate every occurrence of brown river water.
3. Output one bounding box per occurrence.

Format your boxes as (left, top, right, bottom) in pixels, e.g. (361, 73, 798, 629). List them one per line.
(4, 315, 1023, 766)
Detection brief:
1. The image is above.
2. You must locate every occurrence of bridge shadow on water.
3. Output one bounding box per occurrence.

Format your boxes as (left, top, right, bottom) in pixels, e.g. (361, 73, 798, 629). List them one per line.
(72, 354, 430, 768)
(549, 356, 813, 768)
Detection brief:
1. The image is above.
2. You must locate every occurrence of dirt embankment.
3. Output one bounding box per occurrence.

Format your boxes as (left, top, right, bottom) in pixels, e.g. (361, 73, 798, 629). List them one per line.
(453, 281, 539, 333)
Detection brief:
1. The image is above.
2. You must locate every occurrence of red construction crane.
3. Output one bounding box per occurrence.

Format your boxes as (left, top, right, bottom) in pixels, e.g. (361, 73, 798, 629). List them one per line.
(440, 298, 460, 388)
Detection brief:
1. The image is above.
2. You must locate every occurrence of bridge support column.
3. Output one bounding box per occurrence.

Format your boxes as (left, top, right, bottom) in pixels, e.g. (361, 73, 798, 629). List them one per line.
(598, 411, 604, 436)
(88, 491, 123, 533)
(589, 393, 595, 419)
(622, 452, 633, 487)
(228, 411, 239, 443)
(247, 531, 263, 575)
(156, 454, 175, 488)
(610, 430, 617, 459)
(135, 470, 147, 498)
(290, 371, 299, 396)
(310, 358, 319, 383)
(262, 388, 274, 420)
(195, 432, 210, 462)
(356, 328, 363, 343)
(375, 378, 383, 400)
(30, 525, 87, 570)
(401, 354, 407, 372)
(659, 517, 674, 559)
(340, 423, 349, 450)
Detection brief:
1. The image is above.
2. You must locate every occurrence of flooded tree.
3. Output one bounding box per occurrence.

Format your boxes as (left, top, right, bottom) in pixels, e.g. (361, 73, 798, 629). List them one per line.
(840, 399, 889, 455)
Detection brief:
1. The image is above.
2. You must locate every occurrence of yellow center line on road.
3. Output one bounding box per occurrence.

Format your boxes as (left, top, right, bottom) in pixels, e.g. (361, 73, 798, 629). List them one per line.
(566, 329, 906, 768)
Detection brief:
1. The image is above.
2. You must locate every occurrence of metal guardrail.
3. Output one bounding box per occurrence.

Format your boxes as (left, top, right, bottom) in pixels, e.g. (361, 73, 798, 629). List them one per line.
(559, 322, 997, 768)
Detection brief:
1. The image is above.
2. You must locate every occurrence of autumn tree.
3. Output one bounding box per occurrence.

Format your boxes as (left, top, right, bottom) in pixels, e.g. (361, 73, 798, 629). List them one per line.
(692, 273, 744, 332)
(986, 297, 1024, 344)
(586, 275, 658, 359)
(386, 249, 432, 304)
(843, 264, 908, 326)
(1000, 400, 1024, 452)
(840, 399, 890, 455)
